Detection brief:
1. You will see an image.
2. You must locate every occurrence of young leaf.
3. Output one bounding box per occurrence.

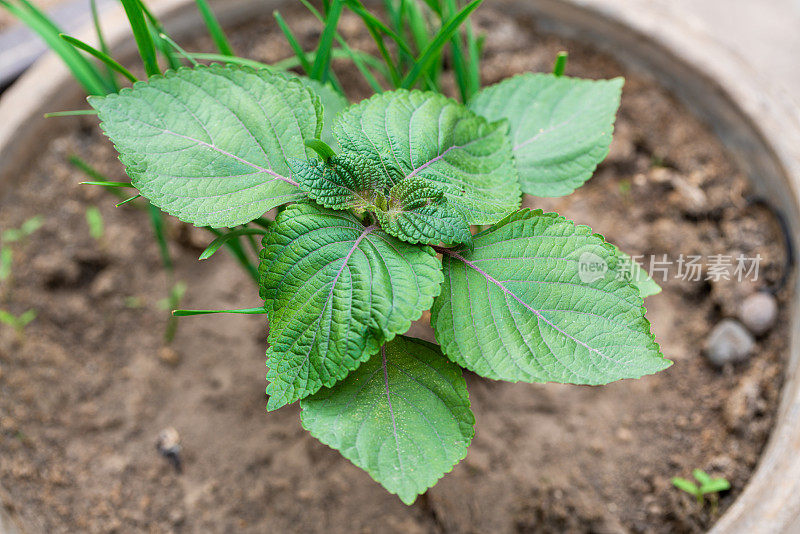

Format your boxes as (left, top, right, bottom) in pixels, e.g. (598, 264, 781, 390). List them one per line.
(672, 477, 700, 497)
(700, 478, 731, 494)
(89, 65, 324, 228)
(469, 73, 623, 197)
(334, 90, 520, 224)
(692, 468, 713, 486)
(375, 177, 473, 246)
(260, 204, 443, 410)
(292, 152, 387, 210)
(431, 209, 671, 385)
(301, 336, 474, 504)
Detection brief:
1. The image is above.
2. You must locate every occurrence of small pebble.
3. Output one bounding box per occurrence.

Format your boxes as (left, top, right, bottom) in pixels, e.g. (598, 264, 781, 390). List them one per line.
(739, 292, 778, 336)
(156, 427, 182, 472)
(169, 509, 186, 526)
(158, 347, 181, 367)
(616, 427, 633, 442)
(704, 319, 754, 367)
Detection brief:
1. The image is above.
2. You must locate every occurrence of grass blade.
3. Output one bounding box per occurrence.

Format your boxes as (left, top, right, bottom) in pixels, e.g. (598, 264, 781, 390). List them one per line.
(446, 0, 469, 102)
(162, 280, 187, 343)
(172, 307, 266, 317)
(205, 228, 259, 282)
(159, 33, 200, 66)
(188, 52, 267, 69)
(119, 0, 160, 76)
(80, 181, 134, 188)
(401, 0, 484, 89)
(90, 0, 118, 90)
(465, 21, 482, 97)
(134, 0, 182, 70)
(404, 0, 431, 56)
(420, 0, 442, 16)
(44, 109, 99, 117)
(310, 0, 343, 82)
(147, 203, 172, 272)
(552, 51, 568, 76)
(274, 10, 311, 74)
(298, 0, 385, 92)
(1, 0, 110, 94)
(60, 33, 138, 83)
(194, 0, 233, 55)
(199, 228, 266, 261)
(116, 194, 142, 206)
(69, 155, 132, 202)
(346, 0, 413, 57)
(338, 0, 401, 86)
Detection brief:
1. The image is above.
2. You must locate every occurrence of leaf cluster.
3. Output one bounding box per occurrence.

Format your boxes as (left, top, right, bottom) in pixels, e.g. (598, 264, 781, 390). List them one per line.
(88, 63, 670, 503)
(5, 0, 671, 507)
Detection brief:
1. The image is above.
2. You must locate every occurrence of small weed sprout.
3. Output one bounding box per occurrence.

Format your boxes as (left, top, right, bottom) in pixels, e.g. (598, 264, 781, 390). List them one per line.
(0, 308, 36, 339)
(672, 469, 731, 512)
(0, 215, 43, 282)
(85, 206, 105, 241)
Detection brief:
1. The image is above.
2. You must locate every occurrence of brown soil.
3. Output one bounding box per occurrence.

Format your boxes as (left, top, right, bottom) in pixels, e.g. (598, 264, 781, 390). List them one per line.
(0, 5, 791, 534)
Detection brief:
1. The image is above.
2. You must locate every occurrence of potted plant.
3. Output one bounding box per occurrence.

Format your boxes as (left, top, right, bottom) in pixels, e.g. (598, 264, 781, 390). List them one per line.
(0, 0, 796, 530)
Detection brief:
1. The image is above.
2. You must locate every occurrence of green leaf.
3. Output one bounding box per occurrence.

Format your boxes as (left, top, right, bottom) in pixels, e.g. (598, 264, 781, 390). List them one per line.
(431, 209, 670, 385)
(700, 478, 730, 494)
(692, 468, 712, 486)
(616, 249, 661, 298)
(469, 73, 623, 197)
(260, 204, 443, 410)
(89, 65, 324, 228)
(292, 153, 386, 210)
(672, 477, 700, 496)
(334, 90, 520, 224)
(301, 335, 474, 504)
(375, 177, 473, 246)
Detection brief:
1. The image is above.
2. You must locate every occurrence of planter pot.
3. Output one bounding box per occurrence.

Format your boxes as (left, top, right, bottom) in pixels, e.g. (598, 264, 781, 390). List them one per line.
(1, 0, 798, 531)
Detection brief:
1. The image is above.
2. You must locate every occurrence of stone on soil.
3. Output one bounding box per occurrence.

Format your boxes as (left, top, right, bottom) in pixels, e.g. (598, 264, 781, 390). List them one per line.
(704, 319, 754, 367)
(738, 292, 778, 335)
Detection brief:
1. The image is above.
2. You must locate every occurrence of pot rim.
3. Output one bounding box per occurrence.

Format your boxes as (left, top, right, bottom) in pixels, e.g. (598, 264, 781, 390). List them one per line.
(1, 0, 798, 531)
